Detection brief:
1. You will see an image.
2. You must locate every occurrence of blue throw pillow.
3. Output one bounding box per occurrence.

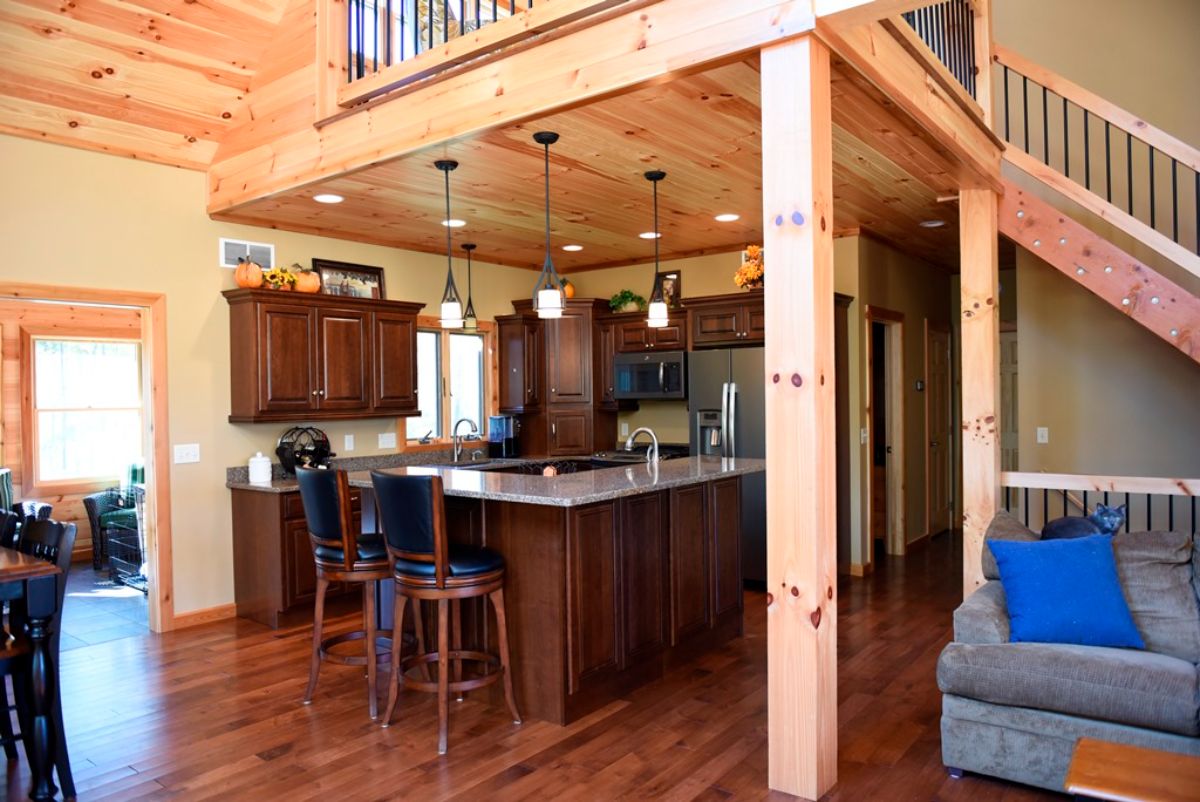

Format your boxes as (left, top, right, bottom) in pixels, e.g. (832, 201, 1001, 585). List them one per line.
(989, 534, 1144, 649)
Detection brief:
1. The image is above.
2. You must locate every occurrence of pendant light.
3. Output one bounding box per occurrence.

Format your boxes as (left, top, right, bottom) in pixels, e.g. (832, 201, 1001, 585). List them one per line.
(531, 131, 564, 319)
(461, 242, 478, 332)
(435, 159, 464, 329)
(644, 170, 669, 328)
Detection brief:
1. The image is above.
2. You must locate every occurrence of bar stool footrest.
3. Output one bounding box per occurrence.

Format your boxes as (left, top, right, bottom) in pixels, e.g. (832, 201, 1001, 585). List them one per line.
(397, 649, 503, 694)
(319, 631, 393, 666)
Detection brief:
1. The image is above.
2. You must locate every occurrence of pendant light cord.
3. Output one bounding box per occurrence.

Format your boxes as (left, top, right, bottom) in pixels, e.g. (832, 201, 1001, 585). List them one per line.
(543, 142, 552, 265)
(444, 166, 453, 276)
(653, 178, 660, 278)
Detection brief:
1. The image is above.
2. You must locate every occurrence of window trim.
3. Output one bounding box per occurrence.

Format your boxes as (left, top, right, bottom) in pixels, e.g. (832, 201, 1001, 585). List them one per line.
(402, 317, 497, 450)
(20, 327, 145, 496)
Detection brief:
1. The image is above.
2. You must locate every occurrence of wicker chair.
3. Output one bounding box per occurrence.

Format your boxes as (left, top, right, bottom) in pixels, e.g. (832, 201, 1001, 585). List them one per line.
(83, 491, 136, 571)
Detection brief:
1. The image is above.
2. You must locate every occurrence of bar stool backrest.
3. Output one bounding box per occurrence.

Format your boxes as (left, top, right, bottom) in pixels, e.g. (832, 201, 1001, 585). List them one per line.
(296, 467, 357, 571)
(370, 472, 449, 588)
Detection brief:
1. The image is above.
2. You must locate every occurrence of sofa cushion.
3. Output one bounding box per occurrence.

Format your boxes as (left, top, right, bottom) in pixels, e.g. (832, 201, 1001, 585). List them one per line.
(953, 581, 1010, 645)
(1113, 530, 1200, 663)
(982, 512, 1039, 580)
(937, 642, 1200, 736)
(989, 535, 1144, 649)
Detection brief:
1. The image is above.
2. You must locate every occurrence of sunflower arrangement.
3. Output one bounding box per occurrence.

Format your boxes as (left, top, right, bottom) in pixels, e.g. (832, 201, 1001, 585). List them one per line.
(262, 265, 298, 290)
(734, 245, 764, 289)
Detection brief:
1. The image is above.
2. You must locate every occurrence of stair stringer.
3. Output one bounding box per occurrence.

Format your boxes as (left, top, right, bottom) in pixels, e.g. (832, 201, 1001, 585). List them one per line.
(999, 180, 1199, 365)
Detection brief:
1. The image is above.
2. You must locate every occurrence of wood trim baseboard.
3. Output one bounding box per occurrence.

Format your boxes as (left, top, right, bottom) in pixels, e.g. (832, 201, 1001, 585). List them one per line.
(172, 603, 237, 630)
(849, 562, 874, 577)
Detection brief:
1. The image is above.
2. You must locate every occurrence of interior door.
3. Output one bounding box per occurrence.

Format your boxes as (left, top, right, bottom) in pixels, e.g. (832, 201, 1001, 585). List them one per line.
(1000, 331, 1019, 471)
(926, 325, 953, 535)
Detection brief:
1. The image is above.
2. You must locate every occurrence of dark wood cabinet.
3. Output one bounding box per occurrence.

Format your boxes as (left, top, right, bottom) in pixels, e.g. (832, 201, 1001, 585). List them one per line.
(611, 312, 687, 352)
(620, 492, 669, 666)
(567, 502, 620, 693)
(548, 406, 591, 455)
(546, 310, 591, 403)
(497, 315, 542, 413)
(669, 483, 710, 645)
(685, 290, 764, 348)
(595, 320, 618, 411)
(224, 289, 424, 422)
(710, 476, 743, 620)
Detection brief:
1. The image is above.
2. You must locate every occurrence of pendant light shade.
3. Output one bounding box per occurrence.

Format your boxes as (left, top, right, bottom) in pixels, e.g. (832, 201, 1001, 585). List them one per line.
(436, 159, 464, 329)
(461, 242, 478, 332)
(532, 131, 565, 319)
(644, 170, 669, 328)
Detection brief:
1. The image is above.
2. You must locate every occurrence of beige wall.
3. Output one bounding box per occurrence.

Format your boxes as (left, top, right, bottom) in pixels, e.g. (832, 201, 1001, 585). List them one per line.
(0, 135, 545, 615)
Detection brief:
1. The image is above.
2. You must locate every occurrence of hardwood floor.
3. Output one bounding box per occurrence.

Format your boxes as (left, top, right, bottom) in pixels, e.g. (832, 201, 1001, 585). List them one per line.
(4, 533, 1060, 801)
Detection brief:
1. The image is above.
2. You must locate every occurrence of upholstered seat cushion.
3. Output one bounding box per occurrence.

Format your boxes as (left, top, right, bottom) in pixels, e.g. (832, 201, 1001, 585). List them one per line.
(313, 533, 388, 565)
(937, 642, 1200, 737)
(1113, 530, 1200, 663)
(982, 512, 1040, 580)
(98, 508, 138, 530)
(394, 545, 504, 579)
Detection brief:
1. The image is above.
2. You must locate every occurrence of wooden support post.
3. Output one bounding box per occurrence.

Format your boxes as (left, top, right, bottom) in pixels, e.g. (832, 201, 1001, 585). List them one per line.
(971, 0, 994, 128)
(959, 188, 1000, 596)
(761, 35, 837, 801)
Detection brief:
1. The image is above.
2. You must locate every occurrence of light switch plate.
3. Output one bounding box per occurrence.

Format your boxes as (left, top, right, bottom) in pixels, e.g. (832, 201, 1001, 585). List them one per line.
(860, 427, 869, 445)
(344, 434, 355, 452)
(620, 422, 629, 437)
(1036, 426, 1049, 444)
(173, 443, 200, 464)
(378, 432, 397, 449)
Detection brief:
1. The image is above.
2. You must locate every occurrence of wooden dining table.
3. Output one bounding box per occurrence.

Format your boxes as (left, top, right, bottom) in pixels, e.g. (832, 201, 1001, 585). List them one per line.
(0, 546, 62, 801)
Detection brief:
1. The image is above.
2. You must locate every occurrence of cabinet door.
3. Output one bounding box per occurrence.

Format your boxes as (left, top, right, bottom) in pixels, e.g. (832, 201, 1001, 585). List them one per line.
(614, 320, 650, 352)
(284, 518, 318, 608)
(498, 317, 541, 413)
(567, 503, 620, 693)
(650, 318, 687, 351)
(596, 321, 618, 411)
(258, 303, 318, 413)
(690, 303, 743, 347)
(710, 477, 742, 619)
(317, 307, 371, 410)
(372, 310, 418, 412)
(620, 492, 668, 666)
(743, 300, 765, 343)
(523, 319, 543, 408)
(670, 484, 711, 644)
(548, 407, 591, 455)
(545, 312, 591, 402)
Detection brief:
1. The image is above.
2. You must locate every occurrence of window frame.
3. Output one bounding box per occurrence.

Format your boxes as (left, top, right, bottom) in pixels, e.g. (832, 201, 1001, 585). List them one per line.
(21, 327, 146, 496)
(402, 316, 498, 451)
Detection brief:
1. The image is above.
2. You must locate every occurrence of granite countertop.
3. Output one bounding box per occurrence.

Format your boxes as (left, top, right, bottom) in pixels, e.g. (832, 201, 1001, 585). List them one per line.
(229, 455, 765, 507)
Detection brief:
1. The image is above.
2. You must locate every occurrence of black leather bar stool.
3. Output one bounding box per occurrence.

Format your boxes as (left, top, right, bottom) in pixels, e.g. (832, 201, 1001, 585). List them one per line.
(370, 471, 520, 754)
(295, 467, 395, 718)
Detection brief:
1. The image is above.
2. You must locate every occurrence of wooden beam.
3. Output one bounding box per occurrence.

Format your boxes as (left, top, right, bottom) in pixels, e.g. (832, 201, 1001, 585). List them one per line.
(813, 0, 931, 27)
(998, 180, 1199, 363)
(761, 34, 837, 801)
(879, 15, 985, 122)
(209, 0, 817, 214)
(315, 0, 347, 121)
(814, 17, 1003, 193)
(1005, 147, 1200, 283)
(971, 0, 993, 128)
(1001, 472, 1200, 496)
(959, 188, 1000, 597)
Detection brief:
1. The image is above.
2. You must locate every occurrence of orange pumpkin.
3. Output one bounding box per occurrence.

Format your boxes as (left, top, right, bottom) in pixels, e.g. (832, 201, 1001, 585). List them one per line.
(294, 271, 321, 293)
(235, 259, 263, 289)
(561, 278, 576, 299)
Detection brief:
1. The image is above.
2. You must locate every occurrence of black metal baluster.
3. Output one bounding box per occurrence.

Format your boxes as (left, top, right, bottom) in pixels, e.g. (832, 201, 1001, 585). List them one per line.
(1062, 490, 1068, 517)
(1171, 159, 1178, 242)
(346, 0, 354, 80)
(1150, 147, 1157, 230)
(357, 0, 366, 79)
(386, 0, 393, 66)
(1146, 494, 1152, 531)
(1127, 134, 1134, 214)
(1022, 76, 1030, 152)
(1196, 171, 1200, 255)
(443, 0, 449, 43)
(373, 0, 380, 73)
(1004, 487, 1011, 512)
(1125, 493, 1131, 532)
(1042, 489, 1048, 528)
(1105, 122, 1112, 203)
(1083, 109, 1091, 191)
(1168, 496, 1174, 530)
(1083, 491, 1089, 516)
(1023, 488, 1030, 526)
(1003, 66, 1010, 142)
(1062, 97, 1069, 178)
(1041, 86, 1049, 164)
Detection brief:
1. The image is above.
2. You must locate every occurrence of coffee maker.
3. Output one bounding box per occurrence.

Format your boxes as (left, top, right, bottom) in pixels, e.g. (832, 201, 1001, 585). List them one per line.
(487, 415, 520, 458)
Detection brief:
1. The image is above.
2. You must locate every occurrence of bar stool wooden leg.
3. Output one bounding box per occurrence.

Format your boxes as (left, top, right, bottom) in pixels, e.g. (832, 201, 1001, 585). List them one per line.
(303, 576, 330, 704)
(436, 598, 450, 755)
(413, 598, 430, 682)
(364, 581, 378, 719)
(490, 587, 521, 725)
(382, 593, 408, 728)
(451, 599, 463, 702)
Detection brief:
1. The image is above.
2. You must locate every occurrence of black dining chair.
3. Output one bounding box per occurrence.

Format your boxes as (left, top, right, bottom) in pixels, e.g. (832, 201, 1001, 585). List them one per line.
(0, 509, 20, 549)
(370, 471, 520, 754)
(0, 518, 76, 798)
(295, 467, 393, 719)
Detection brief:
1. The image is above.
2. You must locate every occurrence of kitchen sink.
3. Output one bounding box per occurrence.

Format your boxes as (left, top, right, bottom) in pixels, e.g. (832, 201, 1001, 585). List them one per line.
(463, 459, 596, 476)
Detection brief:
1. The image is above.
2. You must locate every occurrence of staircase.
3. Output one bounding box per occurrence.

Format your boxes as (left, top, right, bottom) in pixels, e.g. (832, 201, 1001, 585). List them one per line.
(991, 45, 1199, 364)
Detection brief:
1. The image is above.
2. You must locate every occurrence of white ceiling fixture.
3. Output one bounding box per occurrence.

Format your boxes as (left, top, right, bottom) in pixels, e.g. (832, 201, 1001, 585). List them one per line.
(562, 244, 584, 252)
(639, 231, 661, 239)
(714, 213, 740, 222)
(919, 219, 946, 228)
(313, 193, 344, 204)
(441, 219, 466, 228)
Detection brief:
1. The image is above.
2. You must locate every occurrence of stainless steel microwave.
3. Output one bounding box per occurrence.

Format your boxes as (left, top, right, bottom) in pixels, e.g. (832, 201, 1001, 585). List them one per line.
(613, 350, 687, 400)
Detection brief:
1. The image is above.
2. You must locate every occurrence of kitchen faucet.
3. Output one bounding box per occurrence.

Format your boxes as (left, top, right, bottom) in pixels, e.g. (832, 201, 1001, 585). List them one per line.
(624, 427, 659, 464)
(452, 418, 478, 463)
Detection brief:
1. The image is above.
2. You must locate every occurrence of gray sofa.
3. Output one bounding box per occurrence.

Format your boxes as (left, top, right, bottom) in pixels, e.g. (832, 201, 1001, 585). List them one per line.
(937, 512, 1200, 792)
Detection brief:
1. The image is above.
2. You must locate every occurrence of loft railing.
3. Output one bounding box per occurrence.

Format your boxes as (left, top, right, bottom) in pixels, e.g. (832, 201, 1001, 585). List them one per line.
(1001, 472, 1199, 535)
(901, 0, 977, 99)
(994, 45, 1200, 260)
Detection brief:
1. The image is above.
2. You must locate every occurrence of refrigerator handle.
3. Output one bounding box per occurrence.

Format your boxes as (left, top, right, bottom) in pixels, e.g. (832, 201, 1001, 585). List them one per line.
(720, 381, 730, 459)
(728, 382, 738, 459)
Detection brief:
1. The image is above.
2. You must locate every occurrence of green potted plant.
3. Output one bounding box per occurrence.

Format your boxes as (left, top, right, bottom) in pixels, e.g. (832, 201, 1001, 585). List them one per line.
(609, 289, 646, 313)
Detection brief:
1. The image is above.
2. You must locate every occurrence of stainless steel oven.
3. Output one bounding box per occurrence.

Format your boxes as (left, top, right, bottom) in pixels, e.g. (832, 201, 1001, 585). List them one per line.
(613, 350, 686, 400)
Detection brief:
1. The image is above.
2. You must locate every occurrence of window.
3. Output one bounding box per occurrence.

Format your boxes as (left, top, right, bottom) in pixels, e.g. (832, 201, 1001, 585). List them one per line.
(405, 321, 494, 443)
(29, 337, 143, 487)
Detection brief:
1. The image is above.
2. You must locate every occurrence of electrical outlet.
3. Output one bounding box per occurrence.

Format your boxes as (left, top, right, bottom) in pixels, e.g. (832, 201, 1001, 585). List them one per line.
(344, 434, 355, 452)
(620, 422, 629, 437)
(1036, 427, 1049, 444)
(173, 443, 200, 464)
(378, 432, 397, 449)
(860, 427, 869, 445)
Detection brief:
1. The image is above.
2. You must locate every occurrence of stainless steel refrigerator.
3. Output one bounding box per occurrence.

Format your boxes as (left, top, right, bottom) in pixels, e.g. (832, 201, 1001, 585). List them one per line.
(687, 348, 767, 584)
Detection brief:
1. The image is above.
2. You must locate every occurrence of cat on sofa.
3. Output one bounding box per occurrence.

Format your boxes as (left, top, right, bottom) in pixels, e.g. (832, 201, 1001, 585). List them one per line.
(1040, 503, 1126, 539)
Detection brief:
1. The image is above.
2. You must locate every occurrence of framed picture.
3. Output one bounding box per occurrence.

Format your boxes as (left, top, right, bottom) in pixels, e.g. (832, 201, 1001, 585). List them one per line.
(313, 259, 386, 299)
(656, 270, 682, 308)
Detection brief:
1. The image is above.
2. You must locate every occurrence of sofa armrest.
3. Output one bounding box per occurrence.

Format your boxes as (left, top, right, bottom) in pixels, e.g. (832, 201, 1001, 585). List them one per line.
(953, 581, 1010, 644)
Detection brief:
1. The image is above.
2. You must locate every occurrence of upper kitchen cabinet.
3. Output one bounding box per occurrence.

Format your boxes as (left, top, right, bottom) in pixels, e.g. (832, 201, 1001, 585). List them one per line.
(608, 311, 687, 353)
(685, 290, 765, 348)
(224, 289, 424, 422)
(497, 314, 543, 413)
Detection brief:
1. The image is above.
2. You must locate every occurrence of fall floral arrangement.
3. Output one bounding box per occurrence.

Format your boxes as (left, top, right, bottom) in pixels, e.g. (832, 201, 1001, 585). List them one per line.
(262, 265, 298, 290)
(734, 245, 764, 289)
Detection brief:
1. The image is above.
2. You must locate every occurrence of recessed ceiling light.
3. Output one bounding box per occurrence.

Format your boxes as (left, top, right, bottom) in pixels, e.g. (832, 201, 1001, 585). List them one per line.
(714, 213, 740, 222)
(562, 244, 583, 252)
(313, 193, 344, 204)
(639, 231, 661, 239)
(441, 219, 466, 228)
(919, 219, 946, 228)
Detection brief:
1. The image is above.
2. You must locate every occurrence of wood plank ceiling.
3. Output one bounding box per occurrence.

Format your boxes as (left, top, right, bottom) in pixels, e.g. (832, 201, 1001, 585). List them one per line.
(0, 0, 291, 169)
(214, 58, 962, 271)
